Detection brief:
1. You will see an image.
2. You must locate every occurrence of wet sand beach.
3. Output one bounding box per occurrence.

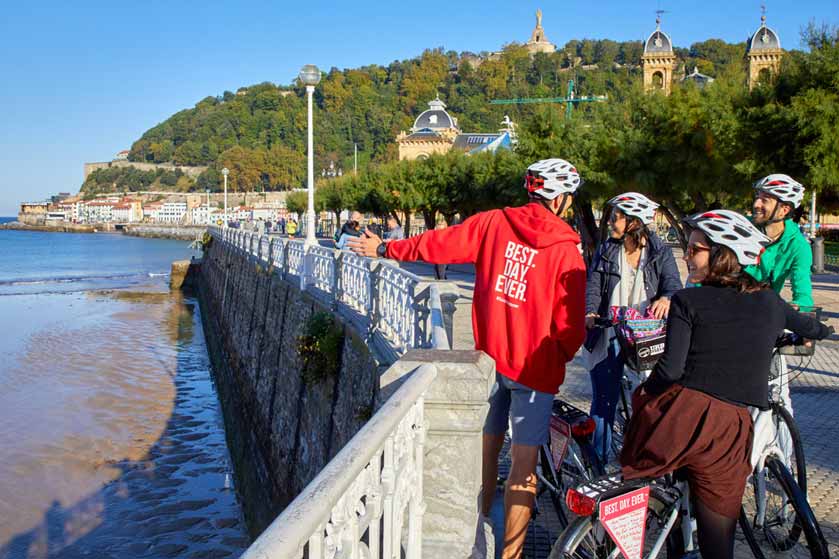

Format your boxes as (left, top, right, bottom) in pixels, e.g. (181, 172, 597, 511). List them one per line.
(0, 288, 248, 559)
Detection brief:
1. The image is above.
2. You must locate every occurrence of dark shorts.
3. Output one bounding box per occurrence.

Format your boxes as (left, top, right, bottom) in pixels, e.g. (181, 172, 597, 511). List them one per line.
(620, 384, 753, 519)
(483, 372, 555, 446)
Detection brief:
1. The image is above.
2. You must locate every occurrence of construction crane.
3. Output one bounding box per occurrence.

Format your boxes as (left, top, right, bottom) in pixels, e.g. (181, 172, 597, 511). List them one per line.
(490, 80, 607, 118)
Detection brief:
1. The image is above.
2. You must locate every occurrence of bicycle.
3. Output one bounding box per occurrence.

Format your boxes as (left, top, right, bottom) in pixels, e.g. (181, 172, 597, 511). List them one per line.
(536, 400, 606, 528)
(550, 335, 830, 559)
(498, 399, 605, 530)
(739, 310, 830, 558)
(588, 315, 667, 462)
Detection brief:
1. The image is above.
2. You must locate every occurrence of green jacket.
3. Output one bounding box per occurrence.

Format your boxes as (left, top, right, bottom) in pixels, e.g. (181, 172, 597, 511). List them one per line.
(745, 219, 813, 308)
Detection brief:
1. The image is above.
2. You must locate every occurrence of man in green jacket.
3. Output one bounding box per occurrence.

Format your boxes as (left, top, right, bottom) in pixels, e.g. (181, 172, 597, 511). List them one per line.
(746, 174, 813, 308)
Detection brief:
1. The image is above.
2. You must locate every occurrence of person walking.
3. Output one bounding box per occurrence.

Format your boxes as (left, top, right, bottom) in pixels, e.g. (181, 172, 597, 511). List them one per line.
(432, 219, 448, 280)
(583, 192, 681, 462)
(384, 216, 404, 240)
(286, 219, 298, 238)
(336, 220, 361, 250)
(349, 158, 587, 559)
(621, 210, 831, 559)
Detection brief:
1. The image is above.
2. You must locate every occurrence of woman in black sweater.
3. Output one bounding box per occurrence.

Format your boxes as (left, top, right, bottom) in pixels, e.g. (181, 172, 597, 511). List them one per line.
(620, 210, 832, 559)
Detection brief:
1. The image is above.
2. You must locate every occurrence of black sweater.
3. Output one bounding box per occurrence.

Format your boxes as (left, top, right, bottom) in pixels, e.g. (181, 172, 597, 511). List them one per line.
(644, 286, 831, 408)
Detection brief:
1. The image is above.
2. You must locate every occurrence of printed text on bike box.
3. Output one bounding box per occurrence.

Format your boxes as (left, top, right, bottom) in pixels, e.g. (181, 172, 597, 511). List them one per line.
(599, 486, 650, 559)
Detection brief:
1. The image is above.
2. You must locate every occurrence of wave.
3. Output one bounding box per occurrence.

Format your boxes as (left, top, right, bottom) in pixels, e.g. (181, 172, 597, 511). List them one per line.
(0, 273, 143, 287)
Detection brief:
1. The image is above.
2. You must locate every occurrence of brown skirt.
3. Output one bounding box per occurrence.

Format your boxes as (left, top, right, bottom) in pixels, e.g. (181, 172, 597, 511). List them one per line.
(620, 384, 753, 519)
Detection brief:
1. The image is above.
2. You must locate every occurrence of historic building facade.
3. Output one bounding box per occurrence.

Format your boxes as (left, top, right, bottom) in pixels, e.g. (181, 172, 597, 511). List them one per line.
(642, 16, 677, 95)
(396, 97, 514, 161)
(747, 14, 783, 89)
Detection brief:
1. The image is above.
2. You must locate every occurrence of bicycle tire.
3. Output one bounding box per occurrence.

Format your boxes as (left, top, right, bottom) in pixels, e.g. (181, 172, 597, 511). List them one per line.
(772, 403, 807, 493)
(740, 457, 828, 559)
(548, 488, 682, 559)
(538, 444, 570, 528)
(740, 404, 809, 555)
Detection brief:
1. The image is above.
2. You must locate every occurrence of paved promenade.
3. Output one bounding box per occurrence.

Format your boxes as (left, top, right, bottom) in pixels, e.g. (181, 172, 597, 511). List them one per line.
(399, 256, 839, 558)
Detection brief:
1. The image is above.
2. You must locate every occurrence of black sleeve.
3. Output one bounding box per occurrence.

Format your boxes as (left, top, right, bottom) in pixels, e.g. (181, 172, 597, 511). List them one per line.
(644, 292, 692, 394)
(782, 299, 831, 340)
(585, 245, 605, 315)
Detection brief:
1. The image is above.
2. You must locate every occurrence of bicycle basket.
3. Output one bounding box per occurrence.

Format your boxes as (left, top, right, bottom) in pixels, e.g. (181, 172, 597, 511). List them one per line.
(615, 318, 667, 372)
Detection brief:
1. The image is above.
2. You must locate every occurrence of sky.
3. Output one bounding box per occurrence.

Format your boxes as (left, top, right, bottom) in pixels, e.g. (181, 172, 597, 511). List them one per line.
(0, 0, 836, 215)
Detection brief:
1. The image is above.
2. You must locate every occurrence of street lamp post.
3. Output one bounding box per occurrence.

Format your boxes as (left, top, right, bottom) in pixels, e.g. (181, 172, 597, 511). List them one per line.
(299, 64, 321, 246)
(222, 167, 229, 227)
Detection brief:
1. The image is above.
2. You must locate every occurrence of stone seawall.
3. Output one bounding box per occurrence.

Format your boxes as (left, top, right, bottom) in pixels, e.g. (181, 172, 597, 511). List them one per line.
(1, 220, 99, 233)
(197, 237, 380, 537)
(122, 224, 206, 240)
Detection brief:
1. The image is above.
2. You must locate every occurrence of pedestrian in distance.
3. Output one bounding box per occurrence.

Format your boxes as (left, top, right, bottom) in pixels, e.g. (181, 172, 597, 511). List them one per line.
(384, 216, 404, 241)
(336, 211, 364, 243)
(336, 220, 361, 250)
(349, 158, 587, 559)
(433, 219, 448, 280)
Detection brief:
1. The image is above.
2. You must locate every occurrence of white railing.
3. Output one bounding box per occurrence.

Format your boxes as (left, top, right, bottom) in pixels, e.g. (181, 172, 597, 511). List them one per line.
(241, 363, 435, 559)
(205, 228, 467, 559)
(287, 241, 305, 279)
(308, 245, 337, 300)
(208, 227, 455, 356)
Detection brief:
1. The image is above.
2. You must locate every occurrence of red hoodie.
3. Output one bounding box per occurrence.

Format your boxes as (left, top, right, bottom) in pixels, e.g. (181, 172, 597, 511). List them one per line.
(386, 202, 586, 394)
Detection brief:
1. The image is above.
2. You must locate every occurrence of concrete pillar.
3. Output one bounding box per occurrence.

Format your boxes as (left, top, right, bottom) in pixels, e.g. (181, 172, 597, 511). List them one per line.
(378, 350, 496, 558)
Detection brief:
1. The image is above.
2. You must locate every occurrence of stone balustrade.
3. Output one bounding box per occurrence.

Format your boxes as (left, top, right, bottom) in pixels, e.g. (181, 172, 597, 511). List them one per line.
(210, 226, 456, 360)
(206, 226, 493, 558)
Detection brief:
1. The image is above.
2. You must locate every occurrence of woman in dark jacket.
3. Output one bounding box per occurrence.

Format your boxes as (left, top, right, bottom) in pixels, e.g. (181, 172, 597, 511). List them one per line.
(583, 193, 682, 462)
(621, 210, 831, 559)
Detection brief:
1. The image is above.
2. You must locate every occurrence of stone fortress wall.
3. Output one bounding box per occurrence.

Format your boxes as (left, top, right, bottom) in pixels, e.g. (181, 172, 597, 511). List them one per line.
(83, 160, 208, 181)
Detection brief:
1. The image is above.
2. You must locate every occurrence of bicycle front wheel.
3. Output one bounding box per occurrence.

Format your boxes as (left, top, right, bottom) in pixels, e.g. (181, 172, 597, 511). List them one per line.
(740, 456, 828, 559)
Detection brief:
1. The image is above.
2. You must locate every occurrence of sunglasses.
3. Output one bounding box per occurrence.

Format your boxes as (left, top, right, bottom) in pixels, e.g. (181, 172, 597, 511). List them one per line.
(686, 243, 711, 258)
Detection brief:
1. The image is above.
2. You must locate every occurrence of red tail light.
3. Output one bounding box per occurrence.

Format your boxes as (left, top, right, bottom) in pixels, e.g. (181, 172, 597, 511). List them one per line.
(566, 488, 597, 516)
(571, 418, 596, 439)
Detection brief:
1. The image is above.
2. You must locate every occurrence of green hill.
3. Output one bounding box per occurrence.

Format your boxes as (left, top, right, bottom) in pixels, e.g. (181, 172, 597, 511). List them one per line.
(82, 37, 752, 195)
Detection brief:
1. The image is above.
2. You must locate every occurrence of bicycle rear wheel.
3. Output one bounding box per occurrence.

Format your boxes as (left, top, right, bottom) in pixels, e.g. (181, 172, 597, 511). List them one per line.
(548, 488, 682, 559)
(539, 439, 603, 528)
(739, 456, 828, 559)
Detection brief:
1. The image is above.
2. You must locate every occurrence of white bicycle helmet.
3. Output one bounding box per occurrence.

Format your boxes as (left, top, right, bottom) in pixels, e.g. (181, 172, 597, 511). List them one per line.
(683, 210, 771, 266)
(525, 159, 582, 200)
(753, 174, 805, 209)
(607, 192, 659, 225)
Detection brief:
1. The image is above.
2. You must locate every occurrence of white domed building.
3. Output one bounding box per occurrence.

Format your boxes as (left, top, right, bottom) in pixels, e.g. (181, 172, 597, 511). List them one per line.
(747, 13, 783, 89)
(396, 96, 514, 161)
(642, 15, 677, 95)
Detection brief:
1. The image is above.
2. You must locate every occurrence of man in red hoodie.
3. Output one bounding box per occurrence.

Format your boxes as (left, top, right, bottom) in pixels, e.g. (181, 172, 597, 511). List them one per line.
(349, 158, 586, 558)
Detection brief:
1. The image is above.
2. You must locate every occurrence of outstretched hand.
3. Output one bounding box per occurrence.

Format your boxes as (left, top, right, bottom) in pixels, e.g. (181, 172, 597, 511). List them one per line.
(346, 228, 384, 258)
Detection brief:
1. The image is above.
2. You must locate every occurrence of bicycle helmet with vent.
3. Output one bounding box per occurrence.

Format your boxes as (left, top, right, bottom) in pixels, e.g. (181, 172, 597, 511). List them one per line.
(524, 159, 582, 200)
(753, 174, 805, 209)
(683, 210, 771, 266)
(607, 192, 659, 225)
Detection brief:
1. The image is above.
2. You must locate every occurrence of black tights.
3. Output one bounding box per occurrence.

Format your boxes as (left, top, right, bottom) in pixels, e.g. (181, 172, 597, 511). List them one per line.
(695, 498, 737, 559)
